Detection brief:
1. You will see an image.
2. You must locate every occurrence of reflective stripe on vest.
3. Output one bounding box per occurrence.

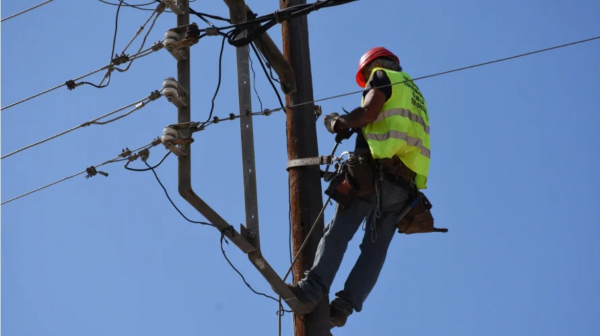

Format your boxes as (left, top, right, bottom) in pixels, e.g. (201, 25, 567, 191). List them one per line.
(364, 131, 431, 158)
(373, 108, 430, 134)
(362, 68, 431, 189)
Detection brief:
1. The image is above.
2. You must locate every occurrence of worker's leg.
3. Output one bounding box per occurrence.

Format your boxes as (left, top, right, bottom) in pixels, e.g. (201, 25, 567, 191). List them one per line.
(296, 196, 374, 305)
(331, 178, 410, 317)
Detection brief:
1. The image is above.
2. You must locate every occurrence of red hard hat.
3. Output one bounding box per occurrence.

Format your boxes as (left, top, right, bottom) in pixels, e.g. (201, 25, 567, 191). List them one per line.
(355, 47, 399, 88)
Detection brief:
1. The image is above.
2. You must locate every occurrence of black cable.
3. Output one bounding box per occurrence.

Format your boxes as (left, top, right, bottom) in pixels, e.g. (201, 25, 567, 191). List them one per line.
(248, 51, 263, 112)
(101, 0, 198, 11)
(125, 151, 171, 172)
(143, 161, 214, 227)
(110, 1, 123, 64)
(250, 42, 285, 110)
(99, 0, 156, 8)
(189, 8, 231, 24)
(219, 229, 291, 314)
(256, 45, 281, 84)
(202, 35, 227, 126)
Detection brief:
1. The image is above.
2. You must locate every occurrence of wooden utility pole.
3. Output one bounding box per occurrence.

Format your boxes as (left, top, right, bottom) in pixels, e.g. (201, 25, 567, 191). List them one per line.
(177, 0, 191, 193)
(281, 0, 330, 335)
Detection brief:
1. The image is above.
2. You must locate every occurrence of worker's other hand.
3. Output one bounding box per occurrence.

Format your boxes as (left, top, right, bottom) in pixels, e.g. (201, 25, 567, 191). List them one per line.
(324, 113, 340, 134)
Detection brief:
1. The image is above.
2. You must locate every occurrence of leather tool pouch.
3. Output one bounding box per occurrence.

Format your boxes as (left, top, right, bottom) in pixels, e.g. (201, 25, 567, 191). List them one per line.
(397, 191, 447, 234)
(325, 171, 355, 209)
(325, 153, 376, 208)
(346, 154, 375, 197)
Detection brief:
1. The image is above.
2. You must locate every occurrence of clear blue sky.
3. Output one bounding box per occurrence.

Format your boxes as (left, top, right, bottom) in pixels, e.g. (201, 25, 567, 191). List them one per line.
(2, 0, 600, 335)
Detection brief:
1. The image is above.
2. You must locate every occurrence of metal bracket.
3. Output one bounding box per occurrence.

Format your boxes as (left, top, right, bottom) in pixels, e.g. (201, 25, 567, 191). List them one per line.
(286, 155, 333, 171)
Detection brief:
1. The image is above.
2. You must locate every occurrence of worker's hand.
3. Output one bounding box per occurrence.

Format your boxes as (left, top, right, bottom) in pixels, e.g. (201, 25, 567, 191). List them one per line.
(323, 113, 340, 134)
(335, 128, 354, 143)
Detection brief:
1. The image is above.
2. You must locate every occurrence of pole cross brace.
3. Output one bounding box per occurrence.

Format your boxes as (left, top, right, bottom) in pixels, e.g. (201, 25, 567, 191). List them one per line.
(286, 155, 332, 171)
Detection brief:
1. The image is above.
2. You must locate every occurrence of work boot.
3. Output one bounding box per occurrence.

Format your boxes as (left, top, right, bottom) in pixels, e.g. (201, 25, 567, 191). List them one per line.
(286, 283, 317, 315)
(329, 304, 349, 328)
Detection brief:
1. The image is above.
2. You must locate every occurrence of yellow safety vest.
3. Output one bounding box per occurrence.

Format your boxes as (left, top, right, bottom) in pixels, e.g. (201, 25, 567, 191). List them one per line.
(362, 68, 431, 189)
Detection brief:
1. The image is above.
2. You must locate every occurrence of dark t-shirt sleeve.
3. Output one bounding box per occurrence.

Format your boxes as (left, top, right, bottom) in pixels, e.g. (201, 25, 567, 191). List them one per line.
(356, 70, 392, 151)
(362, 70, 392, 101)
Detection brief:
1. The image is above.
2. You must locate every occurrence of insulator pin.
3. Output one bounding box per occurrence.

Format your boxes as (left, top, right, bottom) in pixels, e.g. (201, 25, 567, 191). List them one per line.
(162, 77, 188, 108)
(161, 126, 186, 157)
(163, 31, 186, 61)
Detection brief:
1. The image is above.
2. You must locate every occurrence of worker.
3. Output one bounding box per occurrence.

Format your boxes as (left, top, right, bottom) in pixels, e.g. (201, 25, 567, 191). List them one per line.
(287, 47, 431, 328)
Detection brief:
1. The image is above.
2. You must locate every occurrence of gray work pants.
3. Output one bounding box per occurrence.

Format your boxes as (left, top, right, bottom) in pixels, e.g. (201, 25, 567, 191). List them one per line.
(298, 176, 411, 316)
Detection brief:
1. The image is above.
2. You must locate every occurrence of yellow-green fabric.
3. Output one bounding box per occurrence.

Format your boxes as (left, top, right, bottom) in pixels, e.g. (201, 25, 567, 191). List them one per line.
(362, 68, 431, 189)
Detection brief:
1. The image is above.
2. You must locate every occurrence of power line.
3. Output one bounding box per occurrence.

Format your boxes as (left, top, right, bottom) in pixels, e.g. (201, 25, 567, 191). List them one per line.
(201, 35, 227, 126)
(1, 0, 55, 23)
(118, 1, 164, 71)
(1, 91, 161, 160)
(1, 43, 162, 111)
(249, 42, 285, 110)
(1, 140, 161, 205)
(1, 1, 165, 111)
(248, 50, 264, 112)
(99, 0, 198, 12)
(252, 35, 600, 116)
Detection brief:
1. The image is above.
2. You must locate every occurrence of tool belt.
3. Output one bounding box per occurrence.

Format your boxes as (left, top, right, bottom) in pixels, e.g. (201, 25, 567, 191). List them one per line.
(397, 191, 448, 235)
(374, 156, 416, 187)
(325, 153, 375, 208)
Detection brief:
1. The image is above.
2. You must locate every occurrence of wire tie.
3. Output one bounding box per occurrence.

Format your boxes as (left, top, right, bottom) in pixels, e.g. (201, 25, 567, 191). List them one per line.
(229, 113, 236, 120)
(151, 41, 164, 51)
(149, 90, 162, 101)
(65, 80, 82, 91)
(120, 148, 132, 158)
(139, 149, 150, 162)
(205, 27, 220, 36)
(156, 1, 167, 14)
(112, 54, 130, 66)
(273, 10, 281, 23)
(86, 166, 108, 179)
(128, 153, 140, 162)
(220, 225, 235, 243)
(213, 116, 220, 124)
(151, 137, 162, 146)
(313, 1, 321, 11)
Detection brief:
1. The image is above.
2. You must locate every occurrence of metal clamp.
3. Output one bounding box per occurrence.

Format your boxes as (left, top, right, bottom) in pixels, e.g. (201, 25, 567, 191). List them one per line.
(162, 0, 183, 15)
(286, 155, 333, 171)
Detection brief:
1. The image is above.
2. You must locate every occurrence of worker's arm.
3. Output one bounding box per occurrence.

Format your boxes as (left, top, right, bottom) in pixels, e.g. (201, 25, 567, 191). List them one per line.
(333, 88, 386, 132)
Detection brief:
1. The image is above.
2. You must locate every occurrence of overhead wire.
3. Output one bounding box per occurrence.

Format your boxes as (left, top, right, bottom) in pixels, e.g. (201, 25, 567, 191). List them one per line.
(1, 3, 165, 111)
(201, 35, 227, 126)
(100, 0, 198, 12)
(125, 151, 171, 172)
(206, 34, 600, 120)
(1, 92, 162, 160)
(141, 161, 214, 227)
(248, 50, 264, 112)
(1, 0, 55, 23)
(1, 140, 160, 205)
